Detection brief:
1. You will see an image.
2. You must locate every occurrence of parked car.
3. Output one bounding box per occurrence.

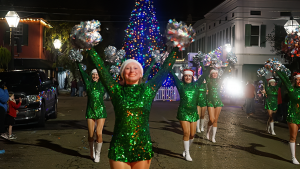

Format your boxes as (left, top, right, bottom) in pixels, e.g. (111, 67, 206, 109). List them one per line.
(0, 71, 58, 126)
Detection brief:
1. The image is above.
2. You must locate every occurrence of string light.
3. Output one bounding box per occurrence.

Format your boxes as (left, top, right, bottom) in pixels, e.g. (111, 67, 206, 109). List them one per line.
(0, 17, 52, 28)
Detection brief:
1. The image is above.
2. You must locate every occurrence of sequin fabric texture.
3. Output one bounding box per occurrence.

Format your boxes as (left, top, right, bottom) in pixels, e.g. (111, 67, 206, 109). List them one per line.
(78, 63, 107, 119)
(263, 77, 280, 111)
(171, 66, 210, 122)
(89, 47, 178, 162)
(197, 82, 207, 107)
(207, 78, 224, 107)
(277, 71, 300, 124)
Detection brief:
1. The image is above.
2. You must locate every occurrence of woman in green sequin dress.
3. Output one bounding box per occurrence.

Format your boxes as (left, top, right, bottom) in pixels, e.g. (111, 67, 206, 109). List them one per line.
(89, 47, 179, 169)
(196, 78, 207, 133)
(206, 65, 231, 143)
(78, 64, 107, 163)
(276, 71, 300, 164)
(170, 63, 210, 161)
(262, 77, 281, 135)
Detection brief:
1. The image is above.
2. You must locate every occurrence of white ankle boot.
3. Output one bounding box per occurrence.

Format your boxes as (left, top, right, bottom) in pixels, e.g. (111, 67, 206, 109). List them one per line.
(212, 127, 217, 143)
(94, 142, 102, 163)
(183, 141, 192, 161)
(290, 142, 300, 164)
(196, 120, 201, 133)
(200, 119, 205, 132)
(206, 125, 212, 140)
(270, 122, 276, 135)
(88, 141, 95, 159)
(183, 139, 194, 157)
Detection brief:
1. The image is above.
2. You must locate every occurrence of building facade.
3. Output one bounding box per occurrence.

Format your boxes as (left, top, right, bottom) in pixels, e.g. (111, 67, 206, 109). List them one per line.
(189, 0, 300, 81)
(0, 18, 54, 77)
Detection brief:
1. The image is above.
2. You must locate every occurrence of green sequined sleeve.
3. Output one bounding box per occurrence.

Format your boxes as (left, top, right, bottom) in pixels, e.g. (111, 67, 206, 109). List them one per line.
(276, 71, 293, 92)
(262, 76, 269, 92)
(196, 63, 211, 86)
(89, 48, 119, 97)
(143, 59, 156, 81)
(147, 47, 179, 93)
(170, 69, 183, 90)
(78, 63, 91, 89)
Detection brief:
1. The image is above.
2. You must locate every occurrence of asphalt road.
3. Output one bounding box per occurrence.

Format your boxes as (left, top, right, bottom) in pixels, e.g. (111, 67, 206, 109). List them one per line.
(0, 96, 299, 169)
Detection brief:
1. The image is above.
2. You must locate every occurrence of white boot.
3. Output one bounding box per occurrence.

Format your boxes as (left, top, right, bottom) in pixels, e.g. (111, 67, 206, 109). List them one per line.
(183, 141, 192, 161)
(206, 125, 212, 140)
(94, 142, 102, 163)
(183, 139, 194, 157)
(200, 119, 205, 132)
(270, 122, 276, 135)
(196, 120, 201, 133)
(88, 141, 95, 159)
(212, 127, 217, 143)
(290, 142, 300, 164)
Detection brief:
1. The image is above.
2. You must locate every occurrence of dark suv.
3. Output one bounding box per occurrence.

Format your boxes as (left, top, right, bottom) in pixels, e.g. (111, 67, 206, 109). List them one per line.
(0, 71, 58, 126)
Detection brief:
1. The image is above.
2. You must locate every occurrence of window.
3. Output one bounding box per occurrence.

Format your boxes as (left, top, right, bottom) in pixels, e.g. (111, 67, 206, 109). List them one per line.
(209, 25, 211, 29)
(13, 24, 23, 36)
(4, 23, 28, 46)
(250, 26, 259, 46)
(232, 13, 234, 17)
(214, 23, 216, 27)
(225, 16, 227, 21)
(250, 11, 261, 15)
(219, 20, 221, 24)
(245, 24, 266, 47)
(280, 12, 291, 16)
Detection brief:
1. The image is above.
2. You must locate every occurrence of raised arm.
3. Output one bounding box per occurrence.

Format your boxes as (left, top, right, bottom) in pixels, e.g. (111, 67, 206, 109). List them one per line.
(262, 76, 269, 91)
(170, 69, 183, 89)
(196, 63, 212, 86)
(143, 59, 156, 81)
(89, 48, 119, 96)
(147, 47, 179, 92)
(276, 71, 293, 92)
(77, 63, 91, 87)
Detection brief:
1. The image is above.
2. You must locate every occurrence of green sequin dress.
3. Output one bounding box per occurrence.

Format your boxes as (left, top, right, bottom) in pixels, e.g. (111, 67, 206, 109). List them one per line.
(277, 71, 300, 124)
(263, 77, 281, 111)
(89, 47, 178, 162)
(171, 65, 210, 122)
(206, 78, 224, 107)
(197, 82, 207, 107)
(206, 66, 231, 108)
(78, 63, 107, 119)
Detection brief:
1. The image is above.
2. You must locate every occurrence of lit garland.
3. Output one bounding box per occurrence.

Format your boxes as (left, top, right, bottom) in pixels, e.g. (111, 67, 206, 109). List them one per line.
(1, 18, 52, 28)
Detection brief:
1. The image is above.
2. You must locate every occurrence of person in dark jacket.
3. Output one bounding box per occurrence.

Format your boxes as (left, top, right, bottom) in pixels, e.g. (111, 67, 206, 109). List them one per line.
(71, 79, 77, 96)
(0, 79, 9, 139)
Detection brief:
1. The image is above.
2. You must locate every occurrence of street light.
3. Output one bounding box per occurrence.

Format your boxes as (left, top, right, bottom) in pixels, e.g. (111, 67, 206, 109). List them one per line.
(5, 11, 20, 70)
(53, 39, 61, 79)
(53, 39, 62, 50)
(284, 16, 299, 35)
(224, 44, 232, 52)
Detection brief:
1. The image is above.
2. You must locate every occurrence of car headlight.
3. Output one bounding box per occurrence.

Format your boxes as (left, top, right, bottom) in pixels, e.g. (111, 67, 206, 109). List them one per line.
(27, 95, 41, 104)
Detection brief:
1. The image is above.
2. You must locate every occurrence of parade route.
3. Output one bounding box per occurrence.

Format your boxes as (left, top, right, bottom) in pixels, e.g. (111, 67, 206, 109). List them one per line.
(0, 95, 298, 169)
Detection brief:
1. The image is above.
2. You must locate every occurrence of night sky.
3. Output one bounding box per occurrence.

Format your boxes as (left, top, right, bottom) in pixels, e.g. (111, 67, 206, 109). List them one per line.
(2, 0, 225, 47)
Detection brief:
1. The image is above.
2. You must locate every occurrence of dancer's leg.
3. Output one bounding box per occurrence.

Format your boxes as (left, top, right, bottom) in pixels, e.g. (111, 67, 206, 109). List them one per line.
(87, 119, 96, 159)
(109, 160, 131, 169)
(196, 106, 201, 133)
(288, 123, 300, 164)
(131, 160, 152, 169)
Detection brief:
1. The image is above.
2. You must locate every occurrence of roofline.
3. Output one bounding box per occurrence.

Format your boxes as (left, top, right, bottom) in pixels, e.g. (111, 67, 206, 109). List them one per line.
(0, 17, 52, 28)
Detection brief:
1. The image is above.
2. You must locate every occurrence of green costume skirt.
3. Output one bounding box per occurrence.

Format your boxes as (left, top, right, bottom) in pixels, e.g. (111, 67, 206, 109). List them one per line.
(197, 92, 207, 107)
(264, 95, 278, 111)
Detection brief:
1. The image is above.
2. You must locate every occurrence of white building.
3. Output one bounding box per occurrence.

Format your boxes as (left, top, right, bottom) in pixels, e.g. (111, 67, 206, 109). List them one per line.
(188, 0, 300, 81)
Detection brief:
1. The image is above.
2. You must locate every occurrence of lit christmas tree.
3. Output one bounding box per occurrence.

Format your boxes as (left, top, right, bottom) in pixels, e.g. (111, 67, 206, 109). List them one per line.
(123, 0, 165, 80)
